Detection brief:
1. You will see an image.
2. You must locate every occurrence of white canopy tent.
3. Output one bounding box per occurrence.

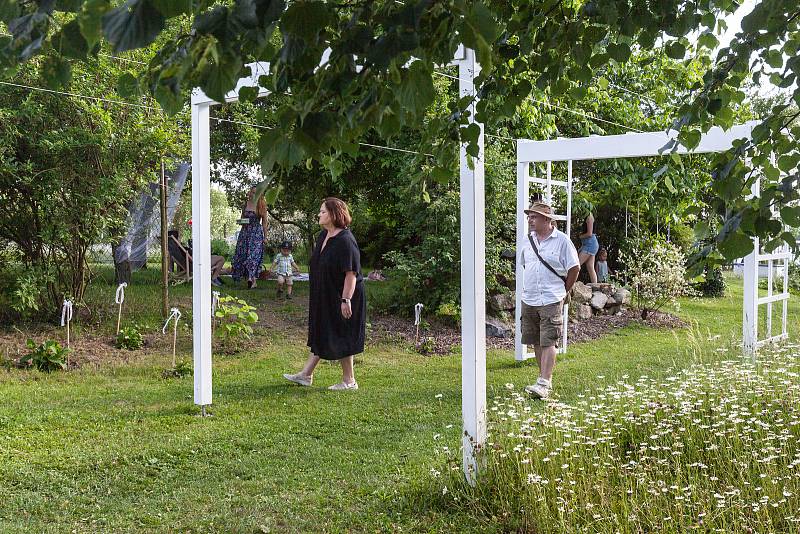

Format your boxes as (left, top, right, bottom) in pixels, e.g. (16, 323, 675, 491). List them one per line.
(514, 122, 792, 360)
(191, 47, 487, 480)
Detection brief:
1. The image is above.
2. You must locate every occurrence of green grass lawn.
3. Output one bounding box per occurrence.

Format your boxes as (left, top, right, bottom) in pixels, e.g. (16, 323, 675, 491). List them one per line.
(0, 273, 798, 532)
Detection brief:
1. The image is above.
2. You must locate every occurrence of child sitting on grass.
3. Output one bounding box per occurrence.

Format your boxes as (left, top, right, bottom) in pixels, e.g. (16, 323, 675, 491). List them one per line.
(270, 241, 300, 299)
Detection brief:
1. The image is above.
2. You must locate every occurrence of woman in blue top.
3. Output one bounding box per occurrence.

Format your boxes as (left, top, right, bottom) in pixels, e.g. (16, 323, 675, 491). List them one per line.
(578, 212, 599, 284)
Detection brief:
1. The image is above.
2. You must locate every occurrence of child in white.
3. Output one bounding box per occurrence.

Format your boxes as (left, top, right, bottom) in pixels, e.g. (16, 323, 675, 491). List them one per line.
(595, 248, 610, 283)
(270, 242, 300, 299)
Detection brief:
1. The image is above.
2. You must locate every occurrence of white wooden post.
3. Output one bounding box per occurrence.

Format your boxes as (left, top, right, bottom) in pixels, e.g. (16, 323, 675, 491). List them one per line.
(515, 159, 528, 362)
(191, 90, 213, 408)
(743, 177, 760, 356)
(561, 160, 573, 353)
(458, 47, 486, 483)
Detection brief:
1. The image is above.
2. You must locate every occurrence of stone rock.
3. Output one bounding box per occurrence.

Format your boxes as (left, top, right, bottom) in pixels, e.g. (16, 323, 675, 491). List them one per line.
(613, 288, 632, 305)
(590, 292, 608, 310)
(500, 248, 516, 260)
(497, 273, 516, 290)
(489, 292, 515, 312)
(605, 295, 618, 306)
(588, 283, 603, 290)
(599, 283, 614, 295)
(572, 281, 593, 304)
(486, 317, 513, 339)
(576, 304, 593, 320)
(607, 304, 622, 315)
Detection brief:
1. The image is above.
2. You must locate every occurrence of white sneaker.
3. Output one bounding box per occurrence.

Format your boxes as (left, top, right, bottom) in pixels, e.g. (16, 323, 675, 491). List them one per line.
(525, 378, 552, 399)
(283, 373, 312, 386)
(328, 381, 358, 391)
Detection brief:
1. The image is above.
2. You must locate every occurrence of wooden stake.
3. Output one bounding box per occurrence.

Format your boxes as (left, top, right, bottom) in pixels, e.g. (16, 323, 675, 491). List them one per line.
(160, 160, 169, 319)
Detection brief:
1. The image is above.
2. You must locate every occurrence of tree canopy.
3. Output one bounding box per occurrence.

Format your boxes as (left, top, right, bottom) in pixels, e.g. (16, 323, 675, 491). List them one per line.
(1, 0, 798, 270)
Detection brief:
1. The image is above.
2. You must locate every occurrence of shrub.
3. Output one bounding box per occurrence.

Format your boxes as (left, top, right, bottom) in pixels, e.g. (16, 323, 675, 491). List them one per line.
(20, 339, 68, 373)
(214, 295, 258, 352)
(162, 360, 193, 379)
(211, 238, 230, 259)
(115, 325, 144, 351)
(619, 238, 691, 319)
(693, 265, 726, 297)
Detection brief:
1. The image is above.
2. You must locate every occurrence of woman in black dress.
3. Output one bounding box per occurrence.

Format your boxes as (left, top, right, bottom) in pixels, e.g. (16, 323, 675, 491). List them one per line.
(283, 197, 366, 390)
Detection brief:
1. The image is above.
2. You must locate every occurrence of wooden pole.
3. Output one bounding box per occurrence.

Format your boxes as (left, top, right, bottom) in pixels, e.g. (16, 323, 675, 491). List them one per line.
(160, 160, 169, 319)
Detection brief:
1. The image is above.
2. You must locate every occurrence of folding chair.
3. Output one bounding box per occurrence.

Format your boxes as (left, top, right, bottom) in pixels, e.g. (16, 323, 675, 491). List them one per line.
(168, 235, 192, 285)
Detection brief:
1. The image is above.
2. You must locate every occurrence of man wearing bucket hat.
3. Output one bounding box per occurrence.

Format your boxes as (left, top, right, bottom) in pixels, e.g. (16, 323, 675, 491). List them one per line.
(520, 201, 580, 399)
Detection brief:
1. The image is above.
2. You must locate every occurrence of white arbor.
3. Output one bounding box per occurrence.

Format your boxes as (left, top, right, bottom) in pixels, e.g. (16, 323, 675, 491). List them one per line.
(514, 123, 791, 360)
(191, 48, 487, 479)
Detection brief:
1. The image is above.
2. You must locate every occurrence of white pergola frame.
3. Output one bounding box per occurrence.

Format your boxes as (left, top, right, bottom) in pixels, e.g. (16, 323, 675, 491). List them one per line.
(191, 47, 487, 480)
(514, 122, 791, 360)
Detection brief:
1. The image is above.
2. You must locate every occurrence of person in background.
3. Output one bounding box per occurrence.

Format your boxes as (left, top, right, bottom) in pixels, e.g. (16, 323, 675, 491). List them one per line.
(577, 212, 599, 284)
(520, 201, 580, 400)
(231, 187, 268, 288)
(595, 248, 610, 283)
(283, 197, 366, 391)
(270, 241, 300, 300)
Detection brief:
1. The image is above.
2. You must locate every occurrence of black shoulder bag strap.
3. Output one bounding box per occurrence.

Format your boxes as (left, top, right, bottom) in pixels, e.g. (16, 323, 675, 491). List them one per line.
(528, 233, 566, 283)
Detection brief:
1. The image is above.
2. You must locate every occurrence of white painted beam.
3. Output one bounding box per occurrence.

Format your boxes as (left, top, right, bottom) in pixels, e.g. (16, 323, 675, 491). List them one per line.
(518, 123, 756, 163)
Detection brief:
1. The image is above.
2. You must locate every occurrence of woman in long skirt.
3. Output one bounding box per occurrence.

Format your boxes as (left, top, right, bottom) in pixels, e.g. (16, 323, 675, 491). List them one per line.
(231, 187, 269, 288)
(283, 197, 366, 390)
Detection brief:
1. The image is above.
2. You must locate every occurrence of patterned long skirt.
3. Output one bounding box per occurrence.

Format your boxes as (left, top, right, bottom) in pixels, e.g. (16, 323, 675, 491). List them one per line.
(231, 210, 264, 281)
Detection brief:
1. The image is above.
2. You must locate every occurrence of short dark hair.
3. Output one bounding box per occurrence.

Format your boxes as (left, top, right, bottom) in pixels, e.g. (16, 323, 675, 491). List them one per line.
(323, 197, 352, 228)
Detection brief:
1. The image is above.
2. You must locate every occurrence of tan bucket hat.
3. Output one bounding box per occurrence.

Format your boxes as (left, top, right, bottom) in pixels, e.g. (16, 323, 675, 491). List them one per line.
(524, 201, 566, 221)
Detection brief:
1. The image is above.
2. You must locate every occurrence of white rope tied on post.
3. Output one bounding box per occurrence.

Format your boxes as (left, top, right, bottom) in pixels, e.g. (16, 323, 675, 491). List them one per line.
(414, 303, 424, 343)
(115, 282, 127, 336)
(60, 299, 73, 327)
(61, 299, 73, 366)
(162, 307, 181, 368)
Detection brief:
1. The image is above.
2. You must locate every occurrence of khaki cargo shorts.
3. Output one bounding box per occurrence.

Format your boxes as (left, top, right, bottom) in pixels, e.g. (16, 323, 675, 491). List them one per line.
(277, 274, 293, 285)
(521, 301, 563, 348)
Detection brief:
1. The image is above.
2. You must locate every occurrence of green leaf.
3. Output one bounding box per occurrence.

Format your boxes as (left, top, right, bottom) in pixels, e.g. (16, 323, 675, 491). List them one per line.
(665, 41, 685, 60)
(396, 61, 434, 114)
(597, 77, 609, 90)
(780, 206, 800, 227)
(697, 32, 718, 51)
(78, 0, 111, 49)
(718, 230, 753, 258)
(151, 0, 192, 18)
(765, 49, 783, 69)
(201, 50, 241, 103)
(53, 19, 91, 59)
(154, 84, 184, 115)
(42, 56, 72, 89)
(281, 1, 333, 40)
(607, 42, 631, 63)
(102, 0, 165, 52)
(117, 72, 139, 97)
(0, 0, 20, 22)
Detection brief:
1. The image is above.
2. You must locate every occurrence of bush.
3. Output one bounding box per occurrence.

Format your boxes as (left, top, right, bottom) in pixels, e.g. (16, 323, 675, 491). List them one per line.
(211, 238, 230, 259)
(115, 325, 144, 350)
(214, 295, 258, 352)
(20, 339, 68, 373)
(693, 265, 726, 297)
(619, 238, 691, 319)
(162, 360, 193, 379)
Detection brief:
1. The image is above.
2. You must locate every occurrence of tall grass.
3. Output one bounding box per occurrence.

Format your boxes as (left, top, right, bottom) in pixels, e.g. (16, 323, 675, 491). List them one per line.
(437, 344, 800, 533)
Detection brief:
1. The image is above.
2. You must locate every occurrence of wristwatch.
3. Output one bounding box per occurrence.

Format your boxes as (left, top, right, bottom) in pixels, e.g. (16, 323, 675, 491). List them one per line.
(341, 298, 351, 304)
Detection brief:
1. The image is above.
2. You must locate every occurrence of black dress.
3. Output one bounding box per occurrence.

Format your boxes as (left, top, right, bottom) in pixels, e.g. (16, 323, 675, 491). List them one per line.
(307, 228, 366, 360)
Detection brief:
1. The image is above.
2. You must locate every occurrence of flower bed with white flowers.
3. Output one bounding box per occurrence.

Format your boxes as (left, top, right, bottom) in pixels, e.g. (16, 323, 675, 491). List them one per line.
(438, 343, 800, 533)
